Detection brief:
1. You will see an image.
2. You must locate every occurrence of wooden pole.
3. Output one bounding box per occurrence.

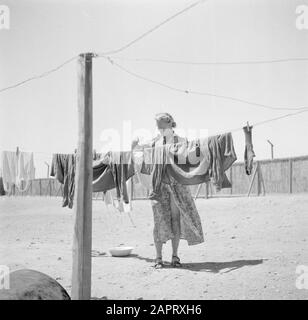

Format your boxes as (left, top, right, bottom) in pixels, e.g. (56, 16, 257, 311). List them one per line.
(229, 166, 233, 195)
(45, 162, 50, 178)
(267, 140, 274, 160)
(271, 145, 274, 160)
(194, 183, 202, 200)
(71, 53, 93, 300)
(260, 169, 266, 196)
(48, 180, 50, 197)
(289, 159, 293, 194)
(204, 182, 209, 199)
(257, 162, 261, 196)
(247, 162, 258, 197)
(130, 177, 134, 201)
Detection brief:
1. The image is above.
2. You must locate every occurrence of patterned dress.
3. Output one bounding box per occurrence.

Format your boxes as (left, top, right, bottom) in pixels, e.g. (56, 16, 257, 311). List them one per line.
(151, 173, 205, 246)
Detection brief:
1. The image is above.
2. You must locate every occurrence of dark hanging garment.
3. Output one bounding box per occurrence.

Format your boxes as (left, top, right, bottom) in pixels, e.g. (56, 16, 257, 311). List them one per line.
(243, 126, 256, 175)
(147, 135, 168, 201)
(50, 154, 76, 209)
(51, 151, 134, 209)
(0, 177, 5, 195)
(142, 132, 237, 196)
(108, 151, 135, 204)
(92, 151, 135, 203)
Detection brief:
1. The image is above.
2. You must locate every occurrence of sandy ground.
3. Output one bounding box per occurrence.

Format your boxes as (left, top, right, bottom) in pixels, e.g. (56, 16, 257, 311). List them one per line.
(0, 194, 308, 300)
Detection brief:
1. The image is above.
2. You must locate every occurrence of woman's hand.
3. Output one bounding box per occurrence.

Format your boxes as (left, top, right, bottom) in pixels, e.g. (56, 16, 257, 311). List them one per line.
(131, 137, 139, 150)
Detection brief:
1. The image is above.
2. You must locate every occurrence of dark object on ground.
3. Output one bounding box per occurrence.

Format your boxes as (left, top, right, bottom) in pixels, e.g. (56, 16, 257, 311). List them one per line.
(0, 269, 70, 300)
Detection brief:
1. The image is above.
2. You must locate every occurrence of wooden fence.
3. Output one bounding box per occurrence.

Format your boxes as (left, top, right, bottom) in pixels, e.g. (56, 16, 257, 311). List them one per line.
(3, 178, 64, 197)
(3, 155, 308, 199)
(195, 155, 308, 198)
(132, 155, 308, 199)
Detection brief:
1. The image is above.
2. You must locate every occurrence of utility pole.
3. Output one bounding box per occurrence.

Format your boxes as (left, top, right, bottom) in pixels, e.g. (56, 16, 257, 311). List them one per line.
(267, 140, 274, 160)
(44, 162, 50, 178)
(71, 52, 93, 300)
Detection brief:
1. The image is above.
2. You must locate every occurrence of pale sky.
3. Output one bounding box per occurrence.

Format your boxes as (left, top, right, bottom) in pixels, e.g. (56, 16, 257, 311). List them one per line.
(1, 0, 308, 177)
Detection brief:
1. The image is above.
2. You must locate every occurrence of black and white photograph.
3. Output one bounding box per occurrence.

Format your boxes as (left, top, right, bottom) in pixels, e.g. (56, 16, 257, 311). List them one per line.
(0, 0, 308, 304)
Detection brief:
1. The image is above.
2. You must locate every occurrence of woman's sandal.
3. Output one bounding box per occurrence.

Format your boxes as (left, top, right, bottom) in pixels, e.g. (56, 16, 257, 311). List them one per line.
(171, 255, 182, 268)
(154, 257, 164, 269)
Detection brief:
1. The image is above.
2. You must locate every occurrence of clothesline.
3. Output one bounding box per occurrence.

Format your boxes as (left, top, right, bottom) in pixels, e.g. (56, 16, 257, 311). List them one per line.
(96, 0, 207, 56)
(107, 56, 308, 66)
(0, 0, 205, 95)
(140, 108, 308, 150)
(102, 56, 308, 112)
(3, 106, 308, 156)
(0, 0, 307, 101)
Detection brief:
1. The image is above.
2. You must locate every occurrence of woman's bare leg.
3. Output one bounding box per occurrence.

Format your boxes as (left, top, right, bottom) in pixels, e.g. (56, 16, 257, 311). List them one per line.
(170, 194, 181, 257)
(154, 240, 163, 260)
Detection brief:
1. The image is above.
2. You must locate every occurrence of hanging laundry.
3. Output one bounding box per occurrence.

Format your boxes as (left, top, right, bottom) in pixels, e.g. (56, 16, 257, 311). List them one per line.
(207, 132, 236, 190)
(168, 133, 236, 191)
(0, 150, 35, 193)
(0, 177, 5, 195)
(93, 152, 135, 213)
(124, 177, 134, 212)
(0, 151, 15, 192)
(243, 125, 255, 175)
(93, 150, 102, 161)
(140, 132, 237, 199)
(102, 190, 114, 206)
(132, 151, 152, 190)
(51, 151, 135, 209)
(165, 136, 210, 185)
(50, 153, 76, 208)
(109, 151, 134, 204)
(16, 152, 35, 191)
(92, 151, 135, 204)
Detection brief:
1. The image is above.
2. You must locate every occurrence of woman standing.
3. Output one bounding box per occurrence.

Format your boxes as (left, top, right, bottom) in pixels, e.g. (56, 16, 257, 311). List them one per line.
(132, 113, 204, 269)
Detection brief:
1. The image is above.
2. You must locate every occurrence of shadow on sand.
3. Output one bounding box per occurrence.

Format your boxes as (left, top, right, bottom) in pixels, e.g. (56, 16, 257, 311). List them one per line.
(126, 254, 264, 273)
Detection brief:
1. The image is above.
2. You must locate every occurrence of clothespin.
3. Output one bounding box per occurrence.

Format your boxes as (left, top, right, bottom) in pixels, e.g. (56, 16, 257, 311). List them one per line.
(74, 148, 77, 154)
(247, 122, 250, 132)
(16, 146, 20, 156)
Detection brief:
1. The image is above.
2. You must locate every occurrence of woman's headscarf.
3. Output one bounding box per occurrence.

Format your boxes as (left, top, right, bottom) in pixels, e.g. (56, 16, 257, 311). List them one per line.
(154, 112, 177, 128)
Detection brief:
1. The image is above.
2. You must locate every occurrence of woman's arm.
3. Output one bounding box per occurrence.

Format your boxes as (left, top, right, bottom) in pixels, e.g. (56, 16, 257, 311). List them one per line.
(131, 135, 160, 150)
